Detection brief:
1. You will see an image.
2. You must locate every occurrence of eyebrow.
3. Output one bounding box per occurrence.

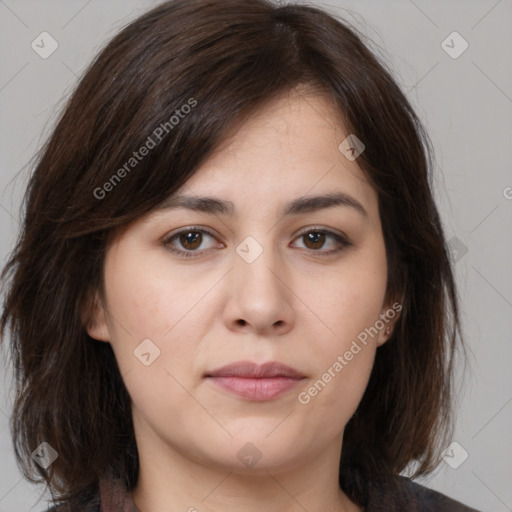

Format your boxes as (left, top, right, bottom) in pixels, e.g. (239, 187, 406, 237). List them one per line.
(156, 192, 368, 219)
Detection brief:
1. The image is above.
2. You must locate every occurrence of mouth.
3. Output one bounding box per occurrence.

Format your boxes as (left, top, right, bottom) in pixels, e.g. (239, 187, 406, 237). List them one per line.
(205, 361, 306, 401)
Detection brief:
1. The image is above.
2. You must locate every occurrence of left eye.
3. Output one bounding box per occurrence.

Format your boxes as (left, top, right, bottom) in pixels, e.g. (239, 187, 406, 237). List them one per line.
(291, 230, 351, 254)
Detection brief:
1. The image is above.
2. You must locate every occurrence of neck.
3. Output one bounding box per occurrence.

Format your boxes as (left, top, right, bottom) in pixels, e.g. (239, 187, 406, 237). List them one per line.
(131, 435, 361, 512)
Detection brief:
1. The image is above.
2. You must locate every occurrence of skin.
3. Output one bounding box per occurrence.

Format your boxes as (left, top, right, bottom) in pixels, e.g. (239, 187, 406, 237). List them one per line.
(86, 88, 399, 512)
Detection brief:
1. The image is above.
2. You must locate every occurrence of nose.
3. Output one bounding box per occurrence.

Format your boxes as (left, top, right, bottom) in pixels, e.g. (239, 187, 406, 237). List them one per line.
(222, 242, 295, 337)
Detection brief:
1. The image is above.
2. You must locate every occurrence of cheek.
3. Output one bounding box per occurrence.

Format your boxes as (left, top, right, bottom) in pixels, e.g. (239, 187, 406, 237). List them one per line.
(296, 294, 379, 441)
(295, 348, 375, 454)
(102, 251, 228, 398)
(294, 244, 387, 423)
(104, 247, 221, 343)
(303, 249, 388, 344)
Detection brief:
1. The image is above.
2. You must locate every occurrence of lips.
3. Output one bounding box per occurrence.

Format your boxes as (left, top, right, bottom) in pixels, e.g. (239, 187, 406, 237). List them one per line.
(206, 361, 305, 379)
(205, 361, 306, 401)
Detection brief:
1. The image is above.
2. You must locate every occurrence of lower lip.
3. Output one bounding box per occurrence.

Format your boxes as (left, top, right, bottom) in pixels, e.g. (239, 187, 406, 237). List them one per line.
(207, 376, 303, 401)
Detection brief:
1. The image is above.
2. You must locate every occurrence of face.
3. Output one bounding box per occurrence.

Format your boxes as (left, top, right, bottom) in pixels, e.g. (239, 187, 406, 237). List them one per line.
(87, 89, 398, 474)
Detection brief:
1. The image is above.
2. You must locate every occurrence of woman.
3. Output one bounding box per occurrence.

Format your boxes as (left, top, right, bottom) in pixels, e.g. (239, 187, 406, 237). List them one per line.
(0, 0, 479, 510)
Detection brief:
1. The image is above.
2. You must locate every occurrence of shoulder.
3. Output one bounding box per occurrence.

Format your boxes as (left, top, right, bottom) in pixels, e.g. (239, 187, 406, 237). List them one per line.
(365, 476, 480, 511)
(43, 506, 100, 512)
(42, 469, 135, 512)
(43, 505, 100, 512)
(402, 478, 481, 512)
(42, 494, 101, 512)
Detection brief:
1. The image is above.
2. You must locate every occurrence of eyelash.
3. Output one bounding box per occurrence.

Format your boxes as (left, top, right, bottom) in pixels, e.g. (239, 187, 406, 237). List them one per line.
(162, 225, 352, 259)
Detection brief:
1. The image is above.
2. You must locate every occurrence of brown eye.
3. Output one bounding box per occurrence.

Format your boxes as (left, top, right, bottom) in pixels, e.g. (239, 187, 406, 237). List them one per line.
(179, 231, 203, 250)
(163, 227, 220, 258)
(291, 229, 352, 255)
(302, 232, 326, 250)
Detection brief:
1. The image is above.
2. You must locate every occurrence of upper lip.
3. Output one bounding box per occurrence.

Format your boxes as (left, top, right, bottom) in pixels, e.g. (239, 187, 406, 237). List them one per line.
(206, 361, 305, 379)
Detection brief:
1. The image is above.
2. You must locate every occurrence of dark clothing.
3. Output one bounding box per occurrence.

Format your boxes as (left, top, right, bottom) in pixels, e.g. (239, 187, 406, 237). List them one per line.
(44, 472, 480, 511)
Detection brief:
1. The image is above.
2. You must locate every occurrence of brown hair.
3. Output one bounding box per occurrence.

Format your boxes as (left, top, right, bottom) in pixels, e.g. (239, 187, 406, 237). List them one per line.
(1, 0, 463, 507)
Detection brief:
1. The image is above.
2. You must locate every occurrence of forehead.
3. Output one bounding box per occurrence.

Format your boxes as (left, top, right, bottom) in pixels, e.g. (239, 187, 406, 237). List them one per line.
(168, 91, 378, 222)
(208, 89, 347, 165)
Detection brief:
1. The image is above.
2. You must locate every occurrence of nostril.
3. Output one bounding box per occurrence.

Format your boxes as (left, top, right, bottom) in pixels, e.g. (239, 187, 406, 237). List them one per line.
(237, 319, 247, 326)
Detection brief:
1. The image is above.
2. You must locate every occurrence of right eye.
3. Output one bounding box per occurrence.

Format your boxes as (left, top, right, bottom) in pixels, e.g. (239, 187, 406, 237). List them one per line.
(162, 227, 224, 258)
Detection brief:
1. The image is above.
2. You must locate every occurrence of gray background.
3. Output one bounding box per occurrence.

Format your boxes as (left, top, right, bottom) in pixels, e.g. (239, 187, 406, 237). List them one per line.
(0, 1, 511, 511)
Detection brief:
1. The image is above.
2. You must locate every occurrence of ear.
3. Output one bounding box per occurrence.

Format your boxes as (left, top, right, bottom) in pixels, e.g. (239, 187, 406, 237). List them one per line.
(80, 288, 111, 342)
(376, 299, 402, 347)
